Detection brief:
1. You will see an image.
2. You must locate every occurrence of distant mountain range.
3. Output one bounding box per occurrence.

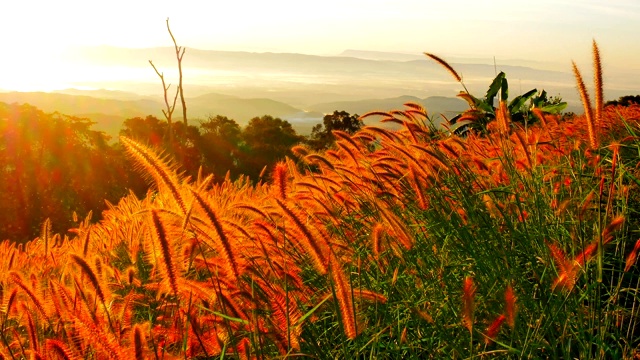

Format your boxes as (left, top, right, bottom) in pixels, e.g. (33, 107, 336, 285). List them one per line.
(2, 45, 630, 137)
(65, 46, 570, 81)
(338, 50, 567, 70)
(0, 90, 314, 136)
(309, 95, 467, 118)
(0, 90, 471, 136)
(59, 45, 602, 106)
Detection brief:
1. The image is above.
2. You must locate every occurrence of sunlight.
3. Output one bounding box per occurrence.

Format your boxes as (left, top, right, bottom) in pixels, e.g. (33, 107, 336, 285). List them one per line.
(0, 56, 151, 92)
(0, 72, 73, 92)
(0, 45, 66, 91)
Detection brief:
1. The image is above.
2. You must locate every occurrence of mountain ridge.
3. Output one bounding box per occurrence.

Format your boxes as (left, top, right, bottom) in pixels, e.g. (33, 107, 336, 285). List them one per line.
(0, 90, 479, 136)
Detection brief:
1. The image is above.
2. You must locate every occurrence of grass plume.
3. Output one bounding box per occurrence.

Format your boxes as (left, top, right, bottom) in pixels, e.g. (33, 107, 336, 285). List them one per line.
(572, 61, 598, 149)
(120, 136, 187, 214)
(593, 40, 603, 126)
(69, 254, 107, 307)
(462, 277, 476, 333)
(148, 209, 180, 296)
(189, 189, 241, 281)
(330, 255, 357, 340)
(424, 53, 462, 82)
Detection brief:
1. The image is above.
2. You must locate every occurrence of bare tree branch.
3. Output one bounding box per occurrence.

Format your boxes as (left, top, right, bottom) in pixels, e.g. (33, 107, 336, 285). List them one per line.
(166, 18, 187, 126)
(148, 18, 188, 148)
(149, 59, 178, 145)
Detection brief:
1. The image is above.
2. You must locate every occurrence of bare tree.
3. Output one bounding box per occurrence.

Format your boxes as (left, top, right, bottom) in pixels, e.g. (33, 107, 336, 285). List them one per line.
(149, 59, 178, 145)
(166, 18, 187, 126)
(149, 18, 187, 147)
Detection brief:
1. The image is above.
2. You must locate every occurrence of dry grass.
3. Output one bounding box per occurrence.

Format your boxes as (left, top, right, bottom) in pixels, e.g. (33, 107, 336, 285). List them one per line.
(0, 44, 639, 358)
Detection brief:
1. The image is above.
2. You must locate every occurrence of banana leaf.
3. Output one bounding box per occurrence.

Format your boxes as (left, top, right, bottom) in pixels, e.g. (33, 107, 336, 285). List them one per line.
(508, 89, 538, 113)
(500, 77, 509, 102)
(539, 102, 568, 114)
(485, 72, 506, 107)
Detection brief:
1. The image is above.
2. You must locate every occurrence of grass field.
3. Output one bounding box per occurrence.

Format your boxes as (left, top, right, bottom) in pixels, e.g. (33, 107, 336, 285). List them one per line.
(1, 42, 640, 359)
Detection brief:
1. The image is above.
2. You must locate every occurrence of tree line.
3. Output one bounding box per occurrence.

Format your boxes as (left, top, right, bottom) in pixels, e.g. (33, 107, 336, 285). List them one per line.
(0, 102, 361, 243)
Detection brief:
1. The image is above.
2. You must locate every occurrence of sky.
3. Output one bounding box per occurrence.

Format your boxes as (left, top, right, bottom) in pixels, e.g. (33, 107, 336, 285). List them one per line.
(0, 0, 638, 90)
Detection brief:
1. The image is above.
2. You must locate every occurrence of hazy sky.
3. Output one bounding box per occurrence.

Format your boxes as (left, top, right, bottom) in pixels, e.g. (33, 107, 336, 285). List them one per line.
(3, 1, 638, 59)
(1, 0, 638, 90)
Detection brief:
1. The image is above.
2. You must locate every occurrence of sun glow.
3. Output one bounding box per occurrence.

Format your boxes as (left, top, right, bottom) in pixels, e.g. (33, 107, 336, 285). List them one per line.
(0, 69, 74, 92)
(0, 0, 638, 92)
(0, 49, 153, 92)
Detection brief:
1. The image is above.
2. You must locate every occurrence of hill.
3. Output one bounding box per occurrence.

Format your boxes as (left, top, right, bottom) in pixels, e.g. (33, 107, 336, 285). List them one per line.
(185, 93, 301, 120)
(53, 88, 152, 101)
(0, 90, 326, 136)
(0, 89, 479, 136)
(309, 95, 468, 123)
(62, 46, 586, 107)
(0, 92, 162, 137)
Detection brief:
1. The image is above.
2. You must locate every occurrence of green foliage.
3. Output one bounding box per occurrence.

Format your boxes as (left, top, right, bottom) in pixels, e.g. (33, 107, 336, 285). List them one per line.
(239, 115, 304, 180)
(121, 114, 306, 183)
(0, 102, 132, 242)
(0, 104, 308, 242)
(198, 115, 242, 179)
(120, 115, 166, 147)
(307, 110, 362, 151)
(451, 72, 567, 134)
(605, 95, 640, 107)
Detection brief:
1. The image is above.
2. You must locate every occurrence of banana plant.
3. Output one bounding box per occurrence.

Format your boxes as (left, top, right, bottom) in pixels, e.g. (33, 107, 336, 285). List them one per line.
(449, 72, 567, 135)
